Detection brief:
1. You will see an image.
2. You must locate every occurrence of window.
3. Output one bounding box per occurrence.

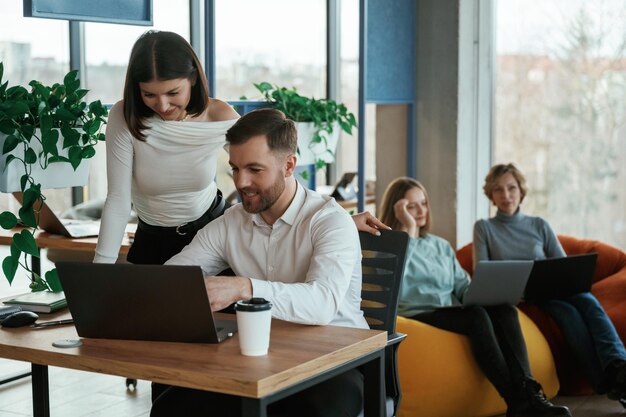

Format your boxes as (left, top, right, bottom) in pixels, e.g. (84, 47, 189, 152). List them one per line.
(214, 0, 326, 101)
(0, 0, 71, 214)
(495, 0, 626, 248)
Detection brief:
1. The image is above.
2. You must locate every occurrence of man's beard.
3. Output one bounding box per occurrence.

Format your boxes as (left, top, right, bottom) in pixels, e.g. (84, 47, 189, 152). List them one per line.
(238, 177, 285, 214)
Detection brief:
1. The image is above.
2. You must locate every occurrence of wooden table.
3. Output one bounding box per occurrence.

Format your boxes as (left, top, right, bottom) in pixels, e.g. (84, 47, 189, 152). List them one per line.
(0, 227, 133, 255)
(0, 226, 133, 275)
(0, 309, 387, 417)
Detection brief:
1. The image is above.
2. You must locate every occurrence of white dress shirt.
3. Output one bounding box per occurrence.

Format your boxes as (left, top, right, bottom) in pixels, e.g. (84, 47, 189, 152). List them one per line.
(166, 182, 368, 329)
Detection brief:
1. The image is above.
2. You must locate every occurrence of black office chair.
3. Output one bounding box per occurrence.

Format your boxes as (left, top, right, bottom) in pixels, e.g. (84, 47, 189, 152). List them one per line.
(358, 229, 409, 417)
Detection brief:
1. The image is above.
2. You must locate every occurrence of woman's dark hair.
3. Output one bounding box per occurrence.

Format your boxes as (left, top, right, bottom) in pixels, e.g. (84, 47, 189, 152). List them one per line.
(226, 108, 297, 155)
(123, 30, 209, 140)
(378, 177, 432, 237)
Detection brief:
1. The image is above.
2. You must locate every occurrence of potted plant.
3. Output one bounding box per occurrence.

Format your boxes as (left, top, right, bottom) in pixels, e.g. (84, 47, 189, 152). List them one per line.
(0, 62, 108, 291)
(252, 82, 357, 177)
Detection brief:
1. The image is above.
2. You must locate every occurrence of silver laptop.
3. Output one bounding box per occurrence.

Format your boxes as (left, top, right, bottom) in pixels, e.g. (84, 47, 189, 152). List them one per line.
(461, 260, 534, 306)
(13, 192, 100, 238)
(56, 262, 237, 343)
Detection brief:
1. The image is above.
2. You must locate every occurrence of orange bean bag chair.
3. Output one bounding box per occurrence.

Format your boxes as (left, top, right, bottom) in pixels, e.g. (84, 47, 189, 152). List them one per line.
(456, 235, 626, 395)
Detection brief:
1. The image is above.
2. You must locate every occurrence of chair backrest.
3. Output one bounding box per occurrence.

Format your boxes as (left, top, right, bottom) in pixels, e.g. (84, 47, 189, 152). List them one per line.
(359, 229, 409, 335)
(359, 229, 409, 417)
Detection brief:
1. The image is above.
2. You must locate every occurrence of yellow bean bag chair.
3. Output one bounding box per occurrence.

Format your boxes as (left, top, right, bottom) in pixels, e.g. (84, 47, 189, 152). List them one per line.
(396, 310, 559, 417)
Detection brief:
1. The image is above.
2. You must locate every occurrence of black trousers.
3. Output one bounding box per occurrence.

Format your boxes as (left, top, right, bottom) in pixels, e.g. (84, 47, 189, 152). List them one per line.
(150, 368, 364, 417)
(412, 304, 533, 401)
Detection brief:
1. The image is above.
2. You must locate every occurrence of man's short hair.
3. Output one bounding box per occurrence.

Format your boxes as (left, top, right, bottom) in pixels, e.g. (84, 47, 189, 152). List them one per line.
(226, 108, 297, 154)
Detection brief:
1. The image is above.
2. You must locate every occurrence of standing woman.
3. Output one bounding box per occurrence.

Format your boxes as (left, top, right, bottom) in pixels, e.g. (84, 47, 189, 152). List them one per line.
(94, 30, 240, 266)
(380, 177, 570, 417)
(474, 163, 626, 407)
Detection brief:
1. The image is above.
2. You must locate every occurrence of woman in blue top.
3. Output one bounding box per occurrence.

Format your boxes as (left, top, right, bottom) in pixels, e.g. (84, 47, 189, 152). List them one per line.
(380, 177, 570, 417)
(474, 163, 626, 408)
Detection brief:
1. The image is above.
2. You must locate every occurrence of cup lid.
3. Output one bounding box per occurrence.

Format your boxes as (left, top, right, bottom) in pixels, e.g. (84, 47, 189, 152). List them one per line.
(235, 298, 272, 312)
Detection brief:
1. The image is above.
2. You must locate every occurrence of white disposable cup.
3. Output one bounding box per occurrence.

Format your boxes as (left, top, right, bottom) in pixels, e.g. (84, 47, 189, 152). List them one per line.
(235, 298, 272, 356)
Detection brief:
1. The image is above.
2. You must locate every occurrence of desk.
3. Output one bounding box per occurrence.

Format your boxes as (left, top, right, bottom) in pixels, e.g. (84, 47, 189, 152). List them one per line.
(0, 310, 387, 417)
(0, 226, 133, 275)
(0, 227, 133, 255)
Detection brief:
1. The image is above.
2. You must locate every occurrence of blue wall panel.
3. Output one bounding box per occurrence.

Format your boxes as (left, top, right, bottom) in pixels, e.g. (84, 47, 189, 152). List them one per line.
(23, 0, 152, 26)
(365, 0, 416, 102)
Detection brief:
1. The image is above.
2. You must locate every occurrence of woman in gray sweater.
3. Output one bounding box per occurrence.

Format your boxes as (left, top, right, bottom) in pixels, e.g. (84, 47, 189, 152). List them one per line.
(474, 163, 626, 408)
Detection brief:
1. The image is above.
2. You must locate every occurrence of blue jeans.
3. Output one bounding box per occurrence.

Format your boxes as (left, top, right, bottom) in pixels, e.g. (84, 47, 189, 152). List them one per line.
(540, 292, 626, 393)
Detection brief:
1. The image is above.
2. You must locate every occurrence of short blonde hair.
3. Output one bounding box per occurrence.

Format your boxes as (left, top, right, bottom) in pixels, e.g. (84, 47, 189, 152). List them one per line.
(483, 163, 528, 203)
(378, 177, 432, 237)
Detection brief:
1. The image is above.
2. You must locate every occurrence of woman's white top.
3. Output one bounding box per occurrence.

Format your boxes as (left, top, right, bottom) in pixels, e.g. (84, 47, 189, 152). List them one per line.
(94, 101, 237, 263)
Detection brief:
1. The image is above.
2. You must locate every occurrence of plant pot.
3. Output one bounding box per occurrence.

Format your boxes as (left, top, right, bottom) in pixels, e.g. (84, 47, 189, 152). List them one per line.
(0, 131, 90, 193)
(295, 122, 340, 166)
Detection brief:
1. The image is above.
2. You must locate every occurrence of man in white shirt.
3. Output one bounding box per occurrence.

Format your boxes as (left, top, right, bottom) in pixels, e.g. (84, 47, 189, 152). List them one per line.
(150, 108, 367, 417)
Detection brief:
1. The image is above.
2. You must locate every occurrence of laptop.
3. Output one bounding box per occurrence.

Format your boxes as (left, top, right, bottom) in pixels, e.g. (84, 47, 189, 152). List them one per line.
(12, 192, 100, 238)
(55, 262, 237, 343)
(524, 253, 597, 302)
(458, 260, 534, 307)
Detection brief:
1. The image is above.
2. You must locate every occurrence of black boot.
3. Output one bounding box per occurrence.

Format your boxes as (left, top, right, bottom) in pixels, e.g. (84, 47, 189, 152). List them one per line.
(606, 359, 626, 401)
(506, 379, 571, 417)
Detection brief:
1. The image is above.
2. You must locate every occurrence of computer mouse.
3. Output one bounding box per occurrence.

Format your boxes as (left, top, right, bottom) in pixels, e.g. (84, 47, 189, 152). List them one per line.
(0, 310, 39, 328)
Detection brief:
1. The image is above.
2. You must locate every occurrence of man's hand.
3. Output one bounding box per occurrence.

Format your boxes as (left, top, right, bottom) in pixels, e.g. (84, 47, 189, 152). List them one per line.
(204, 276, 253, 311)
(352, 211, 391, 236)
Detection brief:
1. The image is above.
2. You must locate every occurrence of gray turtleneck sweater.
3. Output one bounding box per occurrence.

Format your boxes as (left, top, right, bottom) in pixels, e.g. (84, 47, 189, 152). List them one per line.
(472, 209, 566, 269)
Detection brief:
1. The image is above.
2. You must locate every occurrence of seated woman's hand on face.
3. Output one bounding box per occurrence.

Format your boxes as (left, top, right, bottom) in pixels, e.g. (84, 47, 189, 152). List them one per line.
(352, 211, 391, 236)
(393, 198, 417, 230)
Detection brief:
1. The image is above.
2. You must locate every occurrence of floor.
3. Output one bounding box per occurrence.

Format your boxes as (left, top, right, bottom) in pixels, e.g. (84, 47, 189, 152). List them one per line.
(0, 357, 624, 417)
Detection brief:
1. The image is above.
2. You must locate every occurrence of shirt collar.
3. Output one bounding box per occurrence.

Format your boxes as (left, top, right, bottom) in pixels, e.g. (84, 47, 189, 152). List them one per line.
(250, 180, 304, 227)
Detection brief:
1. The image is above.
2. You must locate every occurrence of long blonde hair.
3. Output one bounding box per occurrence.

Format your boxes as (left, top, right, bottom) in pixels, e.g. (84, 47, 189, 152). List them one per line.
(379, 177, 432, 237)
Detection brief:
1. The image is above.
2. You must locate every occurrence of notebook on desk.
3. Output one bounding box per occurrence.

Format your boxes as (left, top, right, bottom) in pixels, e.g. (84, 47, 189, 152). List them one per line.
(55, 262, 237, 343)
(12, 192, 100, 238)
(524, 253, 597, 302)
(438, 260, 534, 308)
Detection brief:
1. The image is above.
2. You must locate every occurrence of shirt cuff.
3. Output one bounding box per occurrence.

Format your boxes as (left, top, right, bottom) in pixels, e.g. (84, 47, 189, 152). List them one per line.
(250, 278, 271, 300)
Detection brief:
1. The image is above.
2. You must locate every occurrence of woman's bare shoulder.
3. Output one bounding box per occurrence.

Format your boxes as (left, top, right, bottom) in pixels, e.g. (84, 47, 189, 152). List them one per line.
(208, 98, 240, 122)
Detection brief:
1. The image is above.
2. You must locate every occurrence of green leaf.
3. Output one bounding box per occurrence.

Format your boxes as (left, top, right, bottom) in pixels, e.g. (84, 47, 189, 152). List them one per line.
(0, 211, 18, 229)
(2, 255, 19, 285)
(81, 145, 96, 159)
(4, 100, 29, 117)
(18, 205, 37, 228)
(13, 229, 39, 257)
(55, 107, 75, 122)
(19, 174, 29, 191)
(2, 134, 20, 154)
(0, 119, 15, 135)
(45, 269, 63, 291)
(22, 186, 41, 209)
(4, 154, 17, 171)
(61, 125, 80, 148)
(24, 147, 37, 164)
(42, 129, 59, 157)
(31, 81, 50, 100)
(21, 124, 34, 140)
(68, 146, 82, 169)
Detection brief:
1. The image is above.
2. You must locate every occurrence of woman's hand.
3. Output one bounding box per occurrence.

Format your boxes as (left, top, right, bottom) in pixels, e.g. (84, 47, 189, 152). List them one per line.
(352, 211, 391, 236)
(393, 199, 417, 236)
